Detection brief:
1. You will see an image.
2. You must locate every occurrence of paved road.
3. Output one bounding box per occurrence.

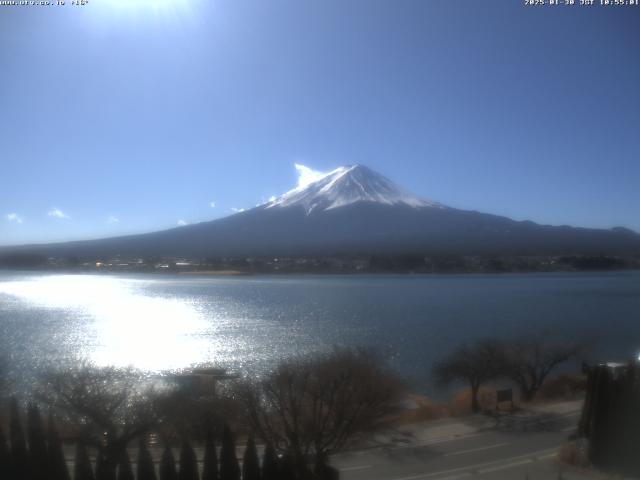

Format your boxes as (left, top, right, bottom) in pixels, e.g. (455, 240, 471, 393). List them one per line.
(331, 406, 586, 480)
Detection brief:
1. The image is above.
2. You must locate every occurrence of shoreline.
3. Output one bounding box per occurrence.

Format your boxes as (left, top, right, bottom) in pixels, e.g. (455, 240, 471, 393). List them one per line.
(177, 270, 249, 276)
(1, 267, 639, 277)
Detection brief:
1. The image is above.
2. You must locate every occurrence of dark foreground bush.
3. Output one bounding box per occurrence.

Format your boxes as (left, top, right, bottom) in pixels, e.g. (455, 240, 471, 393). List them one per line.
(579, 362, 640, 475)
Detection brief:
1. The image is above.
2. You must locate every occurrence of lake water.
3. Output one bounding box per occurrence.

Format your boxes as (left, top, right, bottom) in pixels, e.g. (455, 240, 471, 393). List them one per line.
(0, 270, 638, 394)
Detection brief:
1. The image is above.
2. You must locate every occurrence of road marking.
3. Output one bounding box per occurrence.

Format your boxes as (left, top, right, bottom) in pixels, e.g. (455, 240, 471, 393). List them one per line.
(350, 432, 488, 456)
(434, 459, 534, 480)
(362, 409, 582, 455)
(477, 453, 557, 475)
(388, 447, 558, 480)
(381, 433, 486, 452)
(432, 453, 558, 480)
(420, 433, 484, 447)
(444, 442, 508, 457)
(339, 465, 373, 472)
(480, 458, 536, 473)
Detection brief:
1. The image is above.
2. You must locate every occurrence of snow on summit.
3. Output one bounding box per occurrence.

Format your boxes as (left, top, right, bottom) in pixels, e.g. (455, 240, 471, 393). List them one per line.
(266, 164, 443, 214)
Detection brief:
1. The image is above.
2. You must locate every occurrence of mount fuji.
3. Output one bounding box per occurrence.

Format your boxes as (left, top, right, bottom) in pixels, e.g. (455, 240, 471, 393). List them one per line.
(264, 164, 442, 213)
(4, 165, 640, 259)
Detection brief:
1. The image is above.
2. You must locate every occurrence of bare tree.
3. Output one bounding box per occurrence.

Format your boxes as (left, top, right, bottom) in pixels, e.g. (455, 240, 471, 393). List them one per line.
(502, 335, 580, 402)
(433, 339, 505, 413)
(238, 349, 404, 477)
(38, 365, 158, 474)
(152, 387, 240, 442)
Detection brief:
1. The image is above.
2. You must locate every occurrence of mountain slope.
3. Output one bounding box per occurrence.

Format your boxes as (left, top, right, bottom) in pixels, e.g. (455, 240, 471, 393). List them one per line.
(3, 165, 640, 259)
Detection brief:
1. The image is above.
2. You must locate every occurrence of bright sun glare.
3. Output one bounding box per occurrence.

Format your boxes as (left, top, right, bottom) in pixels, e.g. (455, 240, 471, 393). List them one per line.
(92, 0, 197, 22)
(102, 0, 185, 10)
(0, 275, 212, 371)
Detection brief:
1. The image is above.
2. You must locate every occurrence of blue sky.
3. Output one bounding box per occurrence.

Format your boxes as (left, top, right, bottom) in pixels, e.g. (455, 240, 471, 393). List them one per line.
(1, 0, 639, 246)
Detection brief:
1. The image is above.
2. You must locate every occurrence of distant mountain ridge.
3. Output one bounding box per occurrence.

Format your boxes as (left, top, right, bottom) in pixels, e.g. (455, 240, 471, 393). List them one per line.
(3, 165, 640, 259)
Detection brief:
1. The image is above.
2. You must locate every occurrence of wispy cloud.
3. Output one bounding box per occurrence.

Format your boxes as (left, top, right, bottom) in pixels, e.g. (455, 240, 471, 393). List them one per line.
(107, 216, 120, 223)
(5, 213, 23, 224)
(177, 219, 188, 226)
(230, 207, 245, 213)
(256, 196, 274, 207)
(210, 201, 216, 208)
(295, 163, 327, 188)
(48, 208, 69, 219)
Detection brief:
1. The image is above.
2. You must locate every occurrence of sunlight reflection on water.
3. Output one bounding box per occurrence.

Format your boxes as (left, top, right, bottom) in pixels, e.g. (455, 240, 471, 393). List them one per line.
(1, 270, 639, 395)
(0, 274, 213, 370)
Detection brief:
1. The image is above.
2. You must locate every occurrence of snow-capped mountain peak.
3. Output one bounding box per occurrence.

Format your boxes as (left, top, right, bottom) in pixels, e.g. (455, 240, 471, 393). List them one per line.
(265, 164, 443, 214)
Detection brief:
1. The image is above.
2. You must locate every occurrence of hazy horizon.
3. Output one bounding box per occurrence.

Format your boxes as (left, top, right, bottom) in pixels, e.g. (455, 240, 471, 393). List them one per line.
(2, 162, 639, 249)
